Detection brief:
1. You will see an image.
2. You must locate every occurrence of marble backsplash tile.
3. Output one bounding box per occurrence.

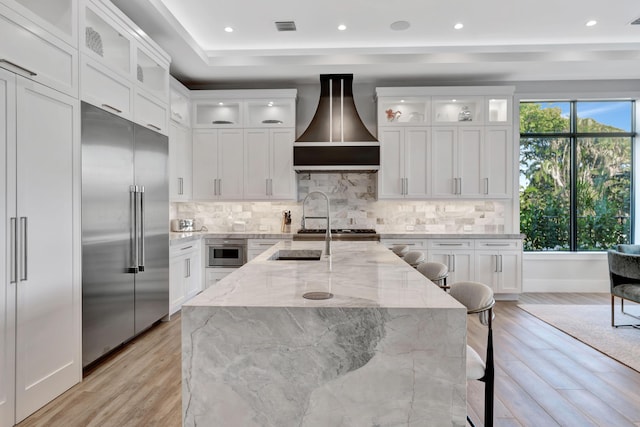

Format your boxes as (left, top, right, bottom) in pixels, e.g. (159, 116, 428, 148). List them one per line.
(172, 173, 505, 233)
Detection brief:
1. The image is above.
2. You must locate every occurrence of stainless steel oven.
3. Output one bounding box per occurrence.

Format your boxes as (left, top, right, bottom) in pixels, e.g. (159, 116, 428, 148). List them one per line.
(205, 238, 247, 268)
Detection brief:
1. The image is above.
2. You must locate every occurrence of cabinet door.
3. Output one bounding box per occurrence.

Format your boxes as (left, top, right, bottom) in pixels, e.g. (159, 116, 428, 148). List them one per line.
(431, 128, 457, 197)
(185, 249, 202, 298)
(192, 130, 218, 200)
(404, 127, 430, 198)
(378, 127, 404, 198)
(169, 253, 187, 315)
(270, 128, 295, 200)
(483, 126, 512, 198)
(0, 68, 16, 427)
(474, 252, 499, 292)
(205, 268, 237, 289)
(218, 129, 244, 199)
(81, 56, 133, 120)
(458, 127, 483, 197)
(169, 123, 192, 201)
(244, 129, 270, 199)
(15, 77, 79, 422)
(134, 88, 168, 135)
(497, 251, 521, 294)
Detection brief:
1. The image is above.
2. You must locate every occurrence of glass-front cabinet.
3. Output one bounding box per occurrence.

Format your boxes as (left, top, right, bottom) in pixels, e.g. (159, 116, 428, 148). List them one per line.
(377, 97, 430, 126)
(12, 0, 76, 45)
(136, 46, 168, 102)
(432, 96, 483, 125)
(486, 96, 512, 125)
(193, 100, 242, 128)
(83, 4, 131, 77)
(244, 98, 295, 127)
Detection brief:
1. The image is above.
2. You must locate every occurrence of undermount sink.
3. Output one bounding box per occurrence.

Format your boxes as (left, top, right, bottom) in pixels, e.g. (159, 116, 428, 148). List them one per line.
(270, 249, 323, 261)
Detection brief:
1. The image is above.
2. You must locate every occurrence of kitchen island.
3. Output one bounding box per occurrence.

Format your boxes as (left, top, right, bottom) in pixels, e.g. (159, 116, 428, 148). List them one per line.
(182, 240, 467, 426)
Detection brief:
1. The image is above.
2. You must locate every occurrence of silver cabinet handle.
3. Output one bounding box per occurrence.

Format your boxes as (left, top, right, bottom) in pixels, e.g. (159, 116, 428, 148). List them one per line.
(484, 243, 511, 247)
(404, 178, 409, 195)
(147, 123, 161, 131)
(185, 258, 191, 278)
(266, 178, 270, 196)
(213, 179, 218, 196)
(181, 245, 193, 251)
(494, 255, 499, 273)
(10, 217, 17, 283)
(130, 186, 139, 273)
(0, 59, 37, 76)
(499, 254, 503, 273)
(438, 243, 464, 246)
(269, 178, 273, 196)
(19, 217, 28, 281)
(178, 177, 184, 195)
(101, 103, 123, 114)
(458, 178, 462, 194)
(139, 186, 146, 272)
(451, 254, 456, 272)
(218, 179, 222, 196)
(484, 177, 489, 195)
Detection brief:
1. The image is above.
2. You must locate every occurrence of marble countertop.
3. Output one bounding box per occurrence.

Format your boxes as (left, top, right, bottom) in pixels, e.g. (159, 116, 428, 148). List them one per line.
(185, 240, 464, 309)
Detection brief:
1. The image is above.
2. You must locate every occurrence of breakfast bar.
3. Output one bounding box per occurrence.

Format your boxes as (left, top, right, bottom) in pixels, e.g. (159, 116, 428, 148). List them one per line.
(182, 240, 467, 426)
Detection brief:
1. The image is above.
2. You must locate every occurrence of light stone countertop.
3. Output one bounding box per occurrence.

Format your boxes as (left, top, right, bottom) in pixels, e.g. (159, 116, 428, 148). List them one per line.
(185, 240, 465, 309)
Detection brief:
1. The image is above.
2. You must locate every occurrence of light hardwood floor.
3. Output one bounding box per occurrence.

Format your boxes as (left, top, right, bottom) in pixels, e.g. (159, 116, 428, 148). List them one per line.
(18, 293, 640, 427)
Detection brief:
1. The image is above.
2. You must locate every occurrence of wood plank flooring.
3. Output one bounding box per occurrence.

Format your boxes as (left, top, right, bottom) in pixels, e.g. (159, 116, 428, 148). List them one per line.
(18, 293, 640, 427)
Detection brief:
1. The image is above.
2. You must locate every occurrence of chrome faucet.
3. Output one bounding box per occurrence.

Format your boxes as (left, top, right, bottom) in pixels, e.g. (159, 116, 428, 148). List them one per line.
(301, 191, 331, 255)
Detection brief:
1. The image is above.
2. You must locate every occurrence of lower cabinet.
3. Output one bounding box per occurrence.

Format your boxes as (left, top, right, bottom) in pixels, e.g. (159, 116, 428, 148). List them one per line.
(206, 268, 238, 289)
(428, 240, 475, 284)
(474, 240, 522, 295)
(247, 238, 291, 261)
(380, 237, 522, 295)
(169, 241, 202, 315)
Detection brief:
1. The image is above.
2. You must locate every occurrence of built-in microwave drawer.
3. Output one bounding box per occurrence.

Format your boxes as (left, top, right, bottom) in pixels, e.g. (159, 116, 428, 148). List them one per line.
(205, 239, 246, 268)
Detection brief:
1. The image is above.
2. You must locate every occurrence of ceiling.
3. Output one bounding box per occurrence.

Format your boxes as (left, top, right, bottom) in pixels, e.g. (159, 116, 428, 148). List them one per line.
(112, 0, 640, 88)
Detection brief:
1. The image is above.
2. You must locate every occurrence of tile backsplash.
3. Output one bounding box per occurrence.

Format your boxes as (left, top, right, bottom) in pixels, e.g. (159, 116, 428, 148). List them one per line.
(172, 173, 506, 234)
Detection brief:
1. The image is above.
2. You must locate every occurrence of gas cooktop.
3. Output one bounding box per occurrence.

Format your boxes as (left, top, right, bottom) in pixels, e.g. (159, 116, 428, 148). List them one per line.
(294, 228, 379, 241)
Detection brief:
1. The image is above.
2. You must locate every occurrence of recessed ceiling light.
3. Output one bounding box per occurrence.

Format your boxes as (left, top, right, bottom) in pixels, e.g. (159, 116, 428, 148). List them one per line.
(400, 99, 405, 103)
(390, 21, 410, 31)
(267, 102, 274, 107)
(224, 26, 234, 33)
(218, 102, 224, 106)
(452, 99, 457, 102)
(454, 23, 464, 30)
(338, 24, 347, 31)
(586, 20, 597, 27)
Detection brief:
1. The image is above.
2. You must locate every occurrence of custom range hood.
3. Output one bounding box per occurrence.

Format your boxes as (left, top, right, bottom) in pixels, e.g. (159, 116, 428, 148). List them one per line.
(294, 74, 379, 172)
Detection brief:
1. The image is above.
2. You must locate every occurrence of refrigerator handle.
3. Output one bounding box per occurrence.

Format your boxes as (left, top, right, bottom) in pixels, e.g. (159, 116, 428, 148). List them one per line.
(19, 217, 27, 281)
(10, 217, 17, 283)
(139, 186, 146, 272)
(129, 185, 139, 273)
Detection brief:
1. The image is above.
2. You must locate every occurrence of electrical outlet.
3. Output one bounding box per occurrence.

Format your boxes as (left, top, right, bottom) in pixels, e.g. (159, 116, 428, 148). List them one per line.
(259, 225, 269, 231)
(406, 225, 415, 231)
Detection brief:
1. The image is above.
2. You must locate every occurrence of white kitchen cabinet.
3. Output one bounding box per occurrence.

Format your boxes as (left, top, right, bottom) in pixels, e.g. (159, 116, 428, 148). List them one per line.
(474, 240, 522, 294)
(192, 129, 244, 200)
(206, 268, 237, 289)
(428, 240, 474, 284)
(377, 96, 430, 126)
(169, 122, 192, 201)
(1, 68, 81, 426)
(247, 238, 292, 261)
(170, 77, 190, 127)
(244, 128, 295, 200)
(169, 241, 202, 316)
(80, 0, 169, 130)
(379, 238, 428, 260)
(378, 126, 430, 199)
(482, 126, 512, 198)
(0, 2, 78, 97)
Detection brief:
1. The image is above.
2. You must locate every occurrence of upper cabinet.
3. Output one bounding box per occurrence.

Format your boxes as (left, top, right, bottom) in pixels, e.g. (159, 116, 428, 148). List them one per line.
(80, 0, 170, 134)
(170, 76, 190, 126)
(192, 89, 296, 129)
(0, 0, 78, 96)
(376, 86, 515, 200)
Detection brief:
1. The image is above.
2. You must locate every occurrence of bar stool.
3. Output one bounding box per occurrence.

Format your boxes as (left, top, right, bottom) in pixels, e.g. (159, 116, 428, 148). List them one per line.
(391, 245, 409, 257)
(403, 251, 425, 268)
(417, 261, 449, 289)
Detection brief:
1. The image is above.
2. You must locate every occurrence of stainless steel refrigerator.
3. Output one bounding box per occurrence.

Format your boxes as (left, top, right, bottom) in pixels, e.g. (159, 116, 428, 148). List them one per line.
(81, 102, 169, 367)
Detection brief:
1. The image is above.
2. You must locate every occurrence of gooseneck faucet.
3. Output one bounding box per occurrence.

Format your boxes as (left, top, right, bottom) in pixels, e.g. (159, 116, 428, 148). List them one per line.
(301, 191, 331, 256)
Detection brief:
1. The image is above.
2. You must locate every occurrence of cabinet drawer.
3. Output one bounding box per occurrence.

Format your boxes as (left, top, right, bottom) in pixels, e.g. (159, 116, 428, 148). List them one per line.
(380, 239, 427, 250)
(81, 56, 132, 119)
(135, 88, 168, 135)
(475, 240, 521, 250)
(428, 239, 474, 250)
(170, 242, 198, 256)
(0, 6, 77, 96)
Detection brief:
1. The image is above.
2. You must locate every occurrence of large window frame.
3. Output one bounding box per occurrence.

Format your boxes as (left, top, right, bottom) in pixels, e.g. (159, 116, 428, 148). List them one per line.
(520, 100, 636, 251)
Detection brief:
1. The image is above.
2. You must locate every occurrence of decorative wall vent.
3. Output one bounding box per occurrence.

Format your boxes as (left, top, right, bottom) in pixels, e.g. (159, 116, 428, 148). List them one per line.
(275, 21, 297, 31)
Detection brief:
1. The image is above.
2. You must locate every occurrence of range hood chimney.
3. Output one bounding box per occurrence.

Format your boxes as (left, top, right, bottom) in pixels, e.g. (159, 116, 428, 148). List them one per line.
(294, 74, 379, 172)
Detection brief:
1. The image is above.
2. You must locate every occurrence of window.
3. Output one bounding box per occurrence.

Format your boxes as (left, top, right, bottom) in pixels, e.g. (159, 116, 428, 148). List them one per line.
(520, 101, 635, 251)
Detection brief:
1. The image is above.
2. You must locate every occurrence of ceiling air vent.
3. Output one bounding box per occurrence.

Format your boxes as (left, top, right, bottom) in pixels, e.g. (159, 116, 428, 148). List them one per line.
(631, 17, 640, 25)
(275, 21, 297, 31)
